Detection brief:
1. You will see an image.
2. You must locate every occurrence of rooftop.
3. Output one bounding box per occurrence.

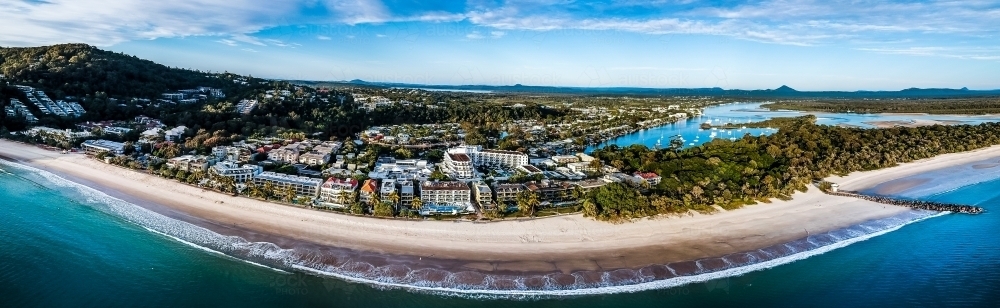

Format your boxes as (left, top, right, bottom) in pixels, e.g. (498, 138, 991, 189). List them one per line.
(421, 181, 471, 191)
(448, 153, 471, 162)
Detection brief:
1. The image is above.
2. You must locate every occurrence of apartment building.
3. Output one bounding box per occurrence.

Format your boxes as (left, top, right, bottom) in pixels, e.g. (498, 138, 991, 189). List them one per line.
(253, 172, 323, 199)
(81, 139, 126, 155)
(318, 178, 358, 208)
(442, 152, 474, 179)
(209, 162, 262, 184)
(492, 183, 525, 204)
(420, 181, 472, 206)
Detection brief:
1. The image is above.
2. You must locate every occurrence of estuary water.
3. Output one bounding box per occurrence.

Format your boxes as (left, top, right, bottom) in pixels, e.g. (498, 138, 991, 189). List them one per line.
(589, 103, 1000, 151)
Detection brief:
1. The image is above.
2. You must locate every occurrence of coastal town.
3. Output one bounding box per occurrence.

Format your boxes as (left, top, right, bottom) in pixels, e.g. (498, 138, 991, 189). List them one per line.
(4, 79, 705, 219)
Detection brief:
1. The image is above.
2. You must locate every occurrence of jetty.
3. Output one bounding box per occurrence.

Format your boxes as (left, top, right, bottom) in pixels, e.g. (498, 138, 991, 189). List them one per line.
(827, 190, 984, 214)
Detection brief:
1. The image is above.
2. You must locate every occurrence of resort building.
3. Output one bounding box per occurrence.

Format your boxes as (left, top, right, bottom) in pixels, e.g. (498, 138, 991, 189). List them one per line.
(420, 181, 472, 206)
(367, 157, 433, 181)
(166, 155, 215, 173)
(209, 162, 262, 184)
(447, 145, 529, 169)
(442, 152, 474, 179)
(358, 179, 379, 204)
(253, 172, 323, 199)
(81, 139, 126, 155)
(492, 183, 525, 204)
(318, 178, 358, 208)
(575, 152, 596, 163)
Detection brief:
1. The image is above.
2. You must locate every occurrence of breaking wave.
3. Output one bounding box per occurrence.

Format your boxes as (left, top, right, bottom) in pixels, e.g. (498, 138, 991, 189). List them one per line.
(0, 159, 949, 299)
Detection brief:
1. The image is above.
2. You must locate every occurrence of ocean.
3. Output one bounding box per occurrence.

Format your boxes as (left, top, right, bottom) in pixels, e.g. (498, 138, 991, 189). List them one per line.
(1, 155, 998, 307)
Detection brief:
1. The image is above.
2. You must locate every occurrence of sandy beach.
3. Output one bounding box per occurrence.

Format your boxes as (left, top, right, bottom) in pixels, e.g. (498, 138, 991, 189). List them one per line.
(3, 139, 980, 274)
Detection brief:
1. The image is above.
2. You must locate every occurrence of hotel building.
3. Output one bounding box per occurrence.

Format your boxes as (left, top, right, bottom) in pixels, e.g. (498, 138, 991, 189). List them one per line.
(253, 172, 323, 199)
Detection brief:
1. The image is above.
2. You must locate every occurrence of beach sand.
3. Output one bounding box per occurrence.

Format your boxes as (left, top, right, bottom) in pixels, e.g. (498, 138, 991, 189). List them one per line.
(3, 139, 981, 274)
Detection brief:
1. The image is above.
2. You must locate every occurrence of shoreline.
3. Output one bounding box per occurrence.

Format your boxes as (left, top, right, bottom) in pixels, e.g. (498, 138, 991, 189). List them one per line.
(0, 139, 912, 269)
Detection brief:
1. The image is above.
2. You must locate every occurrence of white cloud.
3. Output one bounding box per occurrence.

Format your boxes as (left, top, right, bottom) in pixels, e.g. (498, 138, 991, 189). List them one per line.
(0, 0, 391, 46)
(215, 39, 239, 46)
(241, 48, 258, 53)
(317, 35, 332, 40)
(466, 31, 485, 39)
(490, 31, 506, 38)
(856, 46, 1000, 61)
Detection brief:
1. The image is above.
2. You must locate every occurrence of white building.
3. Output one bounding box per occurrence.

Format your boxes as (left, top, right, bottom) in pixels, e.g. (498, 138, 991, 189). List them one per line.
(81, 139, 126, 155)
(166, 155, 215, 173)
(318, 178, 358, 208)
(550, 155, 580, 164)
(164, 126, 187, 142)
(420, 181, 472, 206)
(209, 162, 262, 184)
(253, 172, 323, 199)
(448, 145, 529, 169)
(442, 152, 474, 180)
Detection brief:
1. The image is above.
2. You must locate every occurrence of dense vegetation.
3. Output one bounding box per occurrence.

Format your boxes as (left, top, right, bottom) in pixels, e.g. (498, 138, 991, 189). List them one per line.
(0, 44, 239, 99)
(585, 116, 1000, 222)
(762, 98, 1000, 114)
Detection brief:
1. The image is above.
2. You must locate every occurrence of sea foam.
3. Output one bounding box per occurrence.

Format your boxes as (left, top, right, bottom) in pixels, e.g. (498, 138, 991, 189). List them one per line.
(0, 159, 949, 299)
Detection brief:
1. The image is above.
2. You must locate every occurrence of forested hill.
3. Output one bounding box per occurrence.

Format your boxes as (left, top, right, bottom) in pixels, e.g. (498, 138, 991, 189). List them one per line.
(0, 44, 238, 99)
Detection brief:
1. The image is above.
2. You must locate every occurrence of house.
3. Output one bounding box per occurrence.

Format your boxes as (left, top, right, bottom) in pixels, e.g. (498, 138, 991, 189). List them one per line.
(164, 126, 187, 142)
(166, 155, 215, 173)
(575, 152, 596, 162)
(566, 161, 598, 173)
(573, 179, 608, 194)
(420, 181, 472, 206)
(359, 179, 379, 204)
(81, 139, 126, 155)
(517, 164, 544, 176)
(253, 172, 323, 199)
(633, 172, 662, 186)
(318, 178, 359, 208)
(298, 152, 330, 166)
(268, 146, 300, 164)
(550, 155, 580, 164)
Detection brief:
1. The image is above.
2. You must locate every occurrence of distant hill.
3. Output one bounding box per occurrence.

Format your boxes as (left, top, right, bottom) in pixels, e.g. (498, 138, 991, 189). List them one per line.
(296, 79, 1000, 99)
(0, 44, 239, 99)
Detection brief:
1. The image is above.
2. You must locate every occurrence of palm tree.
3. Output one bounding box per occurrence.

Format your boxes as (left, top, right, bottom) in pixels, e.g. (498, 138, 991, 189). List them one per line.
(516, 191, 540, 217)
(411, 197, 423, 211)
(246, 181, 264, 199)
(283, 185, 297, 203)
(387, 191, 400, 211)
(370, 193, 381, 208)
(263, 181, 276, 200)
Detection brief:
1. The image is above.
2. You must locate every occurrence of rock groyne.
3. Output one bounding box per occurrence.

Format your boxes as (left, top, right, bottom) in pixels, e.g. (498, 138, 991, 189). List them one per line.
(827, 191, 984, 214)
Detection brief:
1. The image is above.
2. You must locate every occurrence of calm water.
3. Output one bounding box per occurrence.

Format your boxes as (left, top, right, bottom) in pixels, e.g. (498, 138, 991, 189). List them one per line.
(589, 103, 1000, 151)
(2, 104, 1000, 307)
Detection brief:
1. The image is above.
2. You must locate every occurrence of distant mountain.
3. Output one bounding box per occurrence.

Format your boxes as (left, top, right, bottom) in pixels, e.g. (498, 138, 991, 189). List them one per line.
(0, 44, 240, 99)
(299, 79, 1000, 99)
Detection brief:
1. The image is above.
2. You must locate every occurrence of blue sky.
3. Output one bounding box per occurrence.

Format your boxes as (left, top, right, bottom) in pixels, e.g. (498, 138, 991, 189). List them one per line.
(2, 0, 1000, 90)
